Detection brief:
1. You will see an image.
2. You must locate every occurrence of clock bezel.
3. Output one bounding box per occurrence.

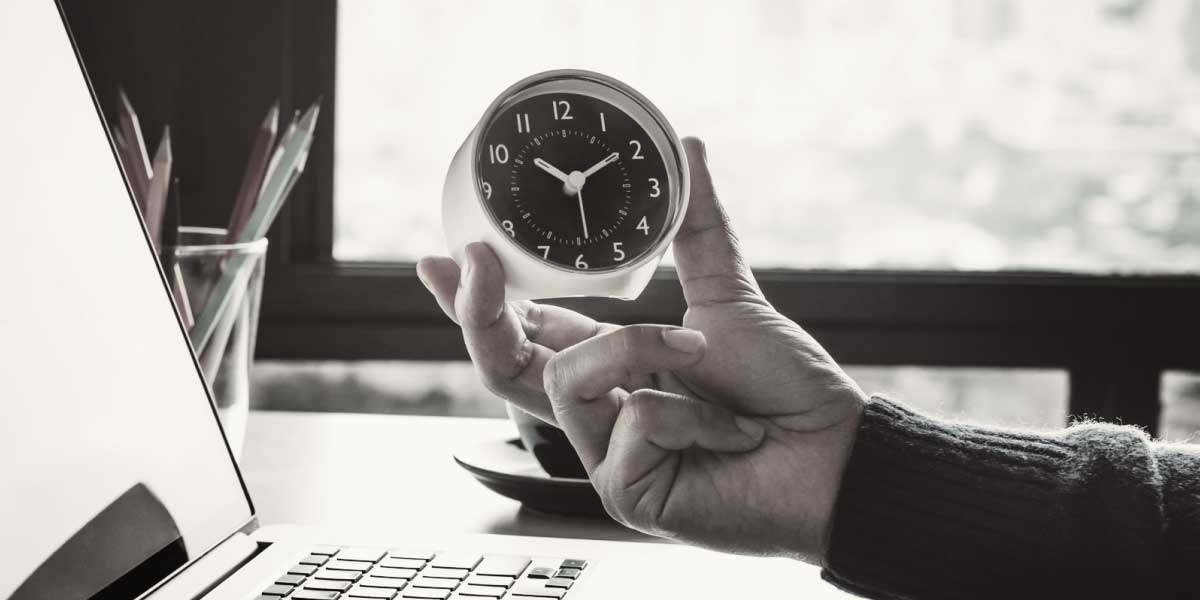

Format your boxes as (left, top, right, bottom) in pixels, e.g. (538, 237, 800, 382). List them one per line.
(469, 70, 688, 275)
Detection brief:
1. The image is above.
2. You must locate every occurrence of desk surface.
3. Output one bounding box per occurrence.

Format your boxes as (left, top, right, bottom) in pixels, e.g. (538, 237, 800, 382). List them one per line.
(239, 410, 654, 543)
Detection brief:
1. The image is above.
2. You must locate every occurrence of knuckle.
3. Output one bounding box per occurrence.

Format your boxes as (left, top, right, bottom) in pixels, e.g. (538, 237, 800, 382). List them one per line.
(542, 354, 569, 400)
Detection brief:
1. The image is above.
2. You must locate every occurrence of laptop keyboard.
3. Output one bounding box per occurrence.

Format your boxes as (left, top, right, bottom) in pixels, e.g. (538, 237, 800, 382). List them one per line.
(255, 546, 588, 600)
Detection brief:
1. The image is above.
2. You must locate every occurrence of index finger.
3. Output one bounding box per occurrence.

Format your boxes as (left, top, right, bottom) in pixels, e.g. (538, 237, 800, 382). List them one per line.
(673, 137, 765, 307)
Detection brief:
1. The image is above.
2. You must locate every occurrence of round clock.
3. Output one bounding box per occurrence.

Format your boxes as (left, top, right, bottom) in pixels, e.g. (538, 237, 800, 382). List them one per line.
(442, 69, 689, 300)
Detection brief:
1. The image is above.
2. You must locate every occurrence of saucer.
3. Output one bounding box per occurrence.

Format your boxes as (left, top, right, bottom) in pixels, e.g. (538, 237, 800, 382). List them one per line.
(453, 437, 607, 517)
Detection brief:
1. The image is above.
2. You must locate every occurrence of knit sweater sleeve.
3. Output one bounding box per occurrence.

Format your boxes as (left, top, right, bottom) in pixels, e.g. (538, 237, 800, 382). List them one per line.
(821, 396, 1200, 599)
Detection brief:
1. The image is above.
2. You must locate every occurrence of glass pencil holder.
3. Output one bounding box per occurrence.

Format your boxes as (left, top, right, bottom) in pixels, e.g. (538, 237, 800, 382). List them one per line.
(167, 227, 268, 458)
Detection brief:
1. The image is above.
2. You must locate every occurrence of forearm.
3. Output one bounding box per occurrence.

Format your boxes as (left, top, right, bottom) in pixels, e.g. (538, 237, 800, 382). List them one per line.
(821, 396, 1200, 599)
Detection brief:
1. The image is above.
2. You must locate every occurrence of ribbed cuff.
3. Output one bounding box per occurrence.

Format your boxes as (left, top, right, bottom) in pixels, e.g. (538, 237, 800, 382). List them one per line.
(821, 397, 1086, 599)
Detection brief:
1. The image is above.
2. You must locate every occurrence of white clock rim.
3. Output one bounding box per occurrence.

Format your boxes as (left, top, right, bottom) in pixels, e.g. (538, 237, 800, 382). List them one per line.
(468, 69, 690, 276)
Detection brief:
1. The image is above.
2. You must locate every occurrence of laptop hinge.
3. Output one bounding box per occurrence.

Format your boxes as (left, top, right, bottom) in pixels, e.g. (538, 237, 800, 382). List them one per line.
(143, 531, 263, 600)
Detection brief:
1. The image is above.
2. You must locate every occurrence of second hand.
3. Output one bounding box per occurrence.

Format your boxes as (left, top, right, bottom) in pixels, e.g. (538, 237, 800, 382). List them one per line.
(576, 186, 589, 240)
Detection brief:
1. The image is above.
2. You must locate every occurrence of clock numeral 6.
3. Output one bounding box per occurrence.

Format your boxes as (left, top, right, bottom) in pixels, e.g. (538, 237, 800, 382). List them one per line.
(612, 242, 626, 262)
(629, 140, 644, 160)
(537, 245, 551, 259)
(637, 216, 650, 235)
(488, 143, 509, 164)
(552, 99, 573, 120)
(648, 177, 661, 198)
(575, 254, 588, 269)
(481, 181, 492, 199)
(501, 220, 515, 237)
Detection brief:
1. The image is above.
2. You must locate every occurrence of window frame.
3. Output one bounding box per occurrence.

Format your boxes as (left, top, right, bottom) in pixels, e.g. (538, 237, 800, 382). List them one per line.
(257, 3, 1200, 434)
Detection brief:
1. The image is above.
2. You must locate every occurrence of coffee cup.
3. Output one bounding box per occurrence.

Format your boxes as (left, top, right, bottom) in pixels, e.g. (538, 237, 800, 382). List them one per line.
(506, 402, 588, 479)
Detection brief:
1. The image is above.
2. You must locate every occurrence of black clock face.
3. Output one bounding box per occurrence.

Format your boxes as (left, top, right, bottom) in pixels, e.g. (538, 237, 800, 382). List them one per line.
(475, 92, 672, 272)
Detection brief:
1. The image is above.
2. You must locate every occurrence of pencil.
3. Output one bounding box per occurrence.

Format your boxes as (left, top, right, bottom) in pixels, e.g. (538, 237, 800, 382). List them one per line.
(226, 102, 280, 243)
(143, 127, 173, 248)
(161, 178, 195, 328)
(117, 89, 152, 208)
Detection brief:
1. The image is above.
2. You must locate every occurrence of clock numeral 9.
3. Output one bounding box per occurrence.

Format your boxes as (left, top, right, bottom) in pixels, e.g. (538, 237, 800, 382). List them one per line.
(501, 220, 515, 237)
(612, 242, 626, 262)
(648, 177, 661, 198)
(637, 216, 650, 235)
(629, 140, 644, 160)
(537, 245, 551, 259)
(481, 181, 492, 199)
(552, 99, 573, 120)
(575, 254, 588, 269)
(516, 113, 531, 134)
(488, 143, 509, 164)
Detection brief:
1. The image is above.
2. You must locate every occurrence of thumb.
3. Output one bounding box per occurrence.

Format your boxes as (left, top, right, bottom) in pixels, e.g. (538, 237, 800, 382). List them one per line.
(673, 137, 763, 306)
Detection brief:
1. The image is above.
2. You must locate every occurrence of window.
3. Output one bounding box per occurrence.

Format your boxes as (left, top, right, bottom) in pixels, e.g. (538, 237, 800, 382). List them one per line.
(335, 0, 1200, 272)
(244, 0, 1200, 437)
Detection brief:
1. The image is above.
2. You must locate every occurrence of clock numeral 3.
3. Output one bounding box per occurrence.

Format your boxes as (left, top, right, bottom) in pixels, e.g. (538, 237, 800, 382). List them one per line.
(488, 144, 509, 164)
(648, 177, 661, 198)
(552, 99, 573, 120)
(516, 113, 531, 134)
(629, 140, 644, 160)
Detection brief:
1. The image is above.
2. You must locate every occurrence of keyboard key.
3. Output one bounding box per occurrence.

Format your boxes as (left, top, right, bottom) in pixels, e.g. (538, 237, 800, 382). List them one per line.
(410, 577, 458, 590)
(510, 582, 567, 599)
(304, 579, 352, 592)
(525, 567, 556, 579)
(381, 557, 427, 570)
(388, 549, 436, 561)
(475, 556, 530, 577)
(300, 554, 330, 566)
(544, 578, 573, 589)
(421, 567, 469, 580)
(553, 568, 581, 580)
(327, 559, 376, 572)
(261, 584, 293, 597)
(290, 591, 341, 600)
(465, 575, 513, 588)
(288, 564, 318, 576)
(276, 574, 305, 586)
(429, 553, 481, 570)
(313, 569, 360, 582)
(372, 567, 419, 580)
(345, 586, 398, 599)
(559, 559, 586, 570)
(401, 589, 451, 599)
(340, 548, 388, 563)
(454, 585, 506, 598)
(311, 545, 341, 556)
(359, 576, 409, 589)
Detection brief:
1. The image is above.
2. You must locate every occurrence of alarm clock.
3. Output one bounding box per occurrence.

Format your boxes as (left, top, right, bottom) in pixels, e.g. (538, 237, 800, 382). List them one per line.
(442, 69, 690, 300)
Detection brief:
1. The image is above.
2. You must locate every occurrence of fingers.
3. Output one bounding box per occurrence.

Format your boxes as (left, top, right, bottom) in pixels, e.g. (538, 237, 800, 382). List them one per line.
(416, 256, 460, 324)
(544, 325, 708, 473)
(674, 137, 764, 307)
(616, 389, 766, 454)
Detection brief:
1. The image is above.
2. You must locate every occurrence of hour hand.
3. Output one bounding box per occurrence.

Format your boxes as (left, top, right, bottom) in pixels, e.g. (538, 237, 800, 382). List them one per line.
(533, 157, 571, 185)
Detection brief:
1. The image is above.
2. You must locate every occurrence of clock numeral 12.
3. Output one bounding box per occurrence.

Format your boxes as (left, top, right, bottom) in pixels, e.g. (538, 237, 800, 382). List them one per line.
(552, 99, 572, 120)
(515, 113, 531, 134)
(489, 143, 509, 164)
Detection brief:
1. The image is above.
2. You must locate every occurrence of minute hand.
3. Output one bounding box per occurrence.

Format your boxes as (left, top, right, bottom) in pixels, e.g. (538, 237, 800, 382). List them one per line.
(581, 152, 620, 180)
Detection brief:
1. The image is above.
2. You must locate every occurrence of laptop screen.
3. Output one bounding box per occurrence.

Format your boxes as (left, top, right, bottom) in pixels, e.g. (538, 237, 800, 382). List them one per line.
(0, 3, 254, 599)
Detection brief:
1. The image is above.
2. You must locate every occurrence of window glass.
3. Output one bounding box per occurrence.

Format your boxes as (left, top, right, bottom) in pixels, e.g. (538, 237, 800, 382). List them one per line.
(335, 0, 1200, 272)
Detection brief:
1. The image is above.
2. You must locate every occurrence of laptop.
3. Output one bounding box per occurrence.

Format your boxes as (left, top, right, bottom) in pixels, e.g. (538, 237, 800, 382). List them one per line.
(0, 2, 841, 599)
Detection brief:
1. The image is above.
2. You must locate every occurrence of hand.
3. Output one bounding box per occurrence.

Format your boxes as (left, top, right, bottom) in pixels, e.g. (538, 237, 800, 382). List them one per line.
(580, 151, 619, 179)
(533, 157, 571, 186)
(418, 137, 865, 564)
